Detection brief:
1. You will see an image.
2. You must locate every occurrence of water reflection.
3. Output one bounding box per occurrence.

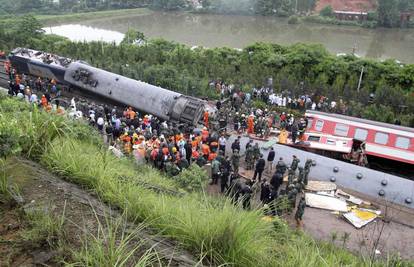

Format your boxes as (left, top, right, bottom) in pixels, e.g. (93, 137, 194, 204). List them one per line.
(43, 24, 124, 44)
(45, 12, 414, 63)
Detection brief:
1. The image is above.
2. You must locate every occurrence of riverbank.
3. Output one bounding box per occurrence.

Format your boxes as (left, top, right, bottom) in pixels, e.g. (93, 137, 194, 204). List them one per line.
(36, 8, 152, 25)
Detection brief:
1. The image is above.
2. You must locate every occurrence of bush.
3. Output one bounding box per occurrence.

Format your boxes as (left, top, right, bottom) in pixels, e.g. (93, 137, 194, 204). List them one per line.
(288, 15, 300, 24)
(174, 164, 209, 192)
(320, 5, 334, 17)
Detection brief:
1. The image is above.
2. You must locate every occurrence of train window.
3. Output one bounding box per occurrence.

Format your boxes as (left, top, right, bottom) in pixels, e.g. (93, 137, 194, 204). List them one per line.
(395, 136, 410, 149)
(334, 123, 349, 136)
(306, 118, 313, 129)
(354, 128, 368, 141)
(374, 132, 389, 145)
(326, 139, 335, 145)
(308, 136, 320, 142)
(184, 107, 196, 117)
(315, 120, 324, 131)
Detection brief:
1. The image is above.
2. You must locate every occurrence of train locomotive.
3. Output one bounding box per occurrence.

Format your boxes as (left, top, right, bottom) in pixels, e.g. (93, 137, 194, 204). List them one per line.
(8, 48, 207, 126)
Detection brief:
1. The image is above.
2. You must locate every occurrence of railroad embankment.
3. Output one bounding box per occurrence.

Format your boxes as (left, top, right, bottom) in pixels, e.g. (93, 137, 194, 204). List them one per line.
(1, 94, 412, 266)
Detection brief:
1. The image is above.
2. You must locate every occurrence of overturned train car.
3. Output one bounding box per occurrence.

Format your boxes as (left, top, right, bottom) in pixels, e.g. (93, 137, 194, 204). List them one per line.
(8, 48, 206, 125)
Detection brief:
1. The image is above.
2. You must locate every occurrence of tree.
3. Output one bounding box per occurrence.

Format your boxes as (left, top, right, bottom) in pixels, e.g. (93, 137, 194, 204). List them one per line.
(319, 5, 333, 17)
(377, 0, 400, 27)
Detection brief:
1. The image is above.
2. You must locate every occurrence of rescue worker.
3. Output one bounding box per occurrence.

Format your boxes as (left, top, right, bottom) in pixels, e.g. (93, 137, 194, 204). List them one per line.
(253, 154, 265, 182)
(267, 147, 275, 173)
(287, 184, 298, 212)
(231, 149, 240, 174)
(201, 142, 210, 160)
(201, 127, 209, 143)
(231, 137, 240, 153)
(275, 157, 287, 176)
(218, 135, 226, 154)
(290, 155, 300, 171)
(245, 145, 254, 170)
(295, 196, 306, 228)
(278, 128, 288, 144)
(252, 143, 261, 162)
(204, 110, 209, 127)
(211, 158, 221, 185)
(247, 114, 254, 134)
(220, 157, 231, 193)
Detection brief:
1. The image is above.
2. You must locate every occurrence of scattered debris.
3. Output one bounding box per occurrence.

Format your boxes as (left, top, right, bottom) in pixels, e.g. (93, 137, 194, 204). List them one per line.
(336, 189, 364, 205)
(343, 208, 381, 229)
(306, 181, 337, 192)
(305, 193, 348, 212)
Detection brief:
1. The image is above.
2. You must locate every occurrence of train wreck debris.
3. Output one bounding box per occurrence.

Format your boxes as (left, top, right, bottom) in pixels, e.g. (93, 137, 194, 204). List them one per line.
(8, 48, 208, 126)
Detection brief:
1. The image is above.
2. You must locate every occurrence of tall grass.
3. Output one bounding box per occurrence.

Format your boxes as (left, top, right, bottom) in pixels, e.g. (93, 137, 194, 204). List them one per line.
(67, 210, 161, 267)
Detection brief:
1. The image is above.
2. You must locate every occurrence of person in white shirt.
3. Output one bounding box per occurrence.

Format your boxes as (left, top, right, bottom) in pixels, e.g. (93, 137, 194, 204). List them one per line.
(219, 135, 226, 154)
(30, 93, 38, 104)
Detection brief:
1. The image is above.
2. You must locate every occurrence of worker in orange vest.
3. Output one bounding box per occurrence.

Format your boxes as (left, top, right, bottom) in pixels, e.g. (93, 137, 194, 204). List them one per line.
(201, 143, 210, 160)
(204, 110, 209, 127)
(201, 127, 209, 143)
(247, 114, 254, 134)
(208, 151, 217, 161)
(41, 95, 48, 108)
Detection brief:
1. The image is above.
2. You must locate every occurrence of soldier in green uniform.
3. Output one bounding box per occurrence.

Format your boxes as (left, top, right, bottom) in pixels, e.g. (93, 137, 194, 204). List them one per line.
(164, 160, 180, 176)
(196, 154, 207, 167)
(297, 166, 305, 184)
(245, 145, 254, 170)
(211, 158, 221, 185)
(252, 143, 261, 162)
(290, 155, 300, 171)
(231, 149, 241, 174)
(287, 184, 298, 213)
(287, 168, 295, 187)
(295, 196, 306, 228)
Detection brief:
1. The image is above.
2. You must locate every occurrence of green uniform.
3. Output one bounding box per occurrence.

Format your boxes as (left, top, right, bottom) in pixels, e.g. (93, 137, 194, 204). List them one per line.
(295, 198, 306, 220)
(245, 146, 254, 170)
(290, 157, 300, 171)
(252, 144, 261, 161)
(231, 151, 240, 174)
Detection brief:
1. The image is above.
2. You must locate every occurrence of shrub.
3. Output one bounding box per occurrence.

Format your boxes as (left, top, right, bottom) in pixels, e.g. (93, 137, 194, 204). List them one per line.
(173, 163, 209, 192)
(320, 5, 334, 17)
(288, 15, 300, 24)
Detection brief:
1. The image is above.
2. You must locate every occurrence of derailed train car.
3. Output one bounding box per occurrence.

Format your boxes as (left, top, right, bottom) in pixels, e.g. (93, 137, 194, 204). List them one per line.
(8, 48, 206, 125)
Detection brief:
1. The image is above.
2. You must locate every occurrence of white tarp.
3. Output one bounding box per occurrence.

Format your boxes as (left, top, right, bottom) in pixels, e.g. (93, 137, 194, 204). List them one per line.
(305, 193, 348, 212)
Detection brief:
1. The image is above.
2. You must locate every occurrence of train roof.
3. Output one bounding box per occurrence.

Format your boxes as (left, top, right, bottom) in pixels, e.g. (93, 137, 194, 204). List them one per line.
(305, 110, 414, 134)
(10, 47, 72, 68)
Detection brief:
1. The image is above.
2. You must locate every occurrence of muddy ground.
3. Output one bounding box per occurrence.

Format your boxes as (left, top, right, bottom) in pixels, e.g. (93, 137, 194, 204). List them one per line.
(0, 159, 197, 267)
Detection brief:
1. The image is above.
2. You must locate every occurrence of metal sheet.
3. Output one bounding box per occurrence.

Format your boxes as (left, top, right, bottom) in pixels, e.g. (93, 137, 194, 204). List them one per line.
(226, 135, 414, 208)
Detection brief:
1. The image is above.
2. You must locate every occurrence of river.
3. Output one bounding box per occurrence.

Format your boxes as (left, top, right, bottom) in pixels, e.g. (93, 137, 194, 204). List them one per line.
(44, 11, 414, 63)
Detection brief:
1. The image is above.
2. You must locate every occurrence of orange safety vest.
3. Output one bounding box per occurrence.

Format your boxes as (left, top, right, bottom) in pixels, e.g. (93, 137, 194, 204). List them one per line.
(201, 144, 210, 156)
(208, 152, 217, 161)
(201, 130, 209, 142)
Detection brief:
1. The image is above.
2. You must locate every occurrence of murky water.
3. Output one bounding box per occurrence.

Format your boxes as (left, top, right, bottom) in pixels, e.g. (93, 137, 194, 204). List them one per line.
(45, 11, 414, 63)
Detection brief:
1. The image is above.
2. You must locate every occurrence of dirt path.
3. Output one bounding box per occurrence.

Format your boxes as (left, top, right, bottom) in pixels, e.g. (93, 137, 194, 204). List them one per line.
(1, 159, 199, 266)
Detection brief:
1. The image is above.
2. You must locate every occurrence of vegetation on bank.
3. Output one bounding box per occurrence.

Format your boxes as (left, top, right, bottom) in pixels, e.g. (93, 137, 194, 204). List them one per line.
(1, 15, 413, 127)
(1, 92, 411, 266)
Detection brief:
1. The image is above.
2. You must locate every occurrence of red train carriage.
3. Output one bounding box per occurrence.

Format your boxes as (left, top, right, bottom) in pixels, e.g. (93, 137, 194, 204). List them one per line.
(304, 110, 414, 165)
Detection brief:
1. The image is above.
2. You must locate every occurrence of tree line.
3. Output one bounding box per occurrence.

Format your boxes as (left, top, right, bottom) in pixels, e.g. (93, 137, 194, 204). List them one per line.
(1, 16, 413, 126)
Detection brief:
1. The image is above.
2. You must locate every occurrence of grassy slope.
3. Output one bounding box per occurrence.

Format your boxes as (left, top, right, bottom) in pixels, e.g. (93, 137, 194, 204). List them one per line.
(0, 95, 407, 266)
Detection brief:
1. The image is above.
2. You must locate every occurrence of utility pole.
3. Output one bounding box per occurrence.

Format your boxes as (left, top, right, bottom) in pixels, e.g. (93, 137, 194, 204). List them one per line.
(295, 0, 298, 14)
(357, 66, 364, 93)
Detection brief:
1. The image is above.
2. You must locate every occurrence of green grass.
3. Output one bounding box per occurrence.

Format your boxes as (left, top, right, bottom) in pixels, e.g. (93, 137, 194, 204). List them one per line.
(36, 8, 152, 26)
(66, 210, 161, 267)
(22, 204, 67, 247)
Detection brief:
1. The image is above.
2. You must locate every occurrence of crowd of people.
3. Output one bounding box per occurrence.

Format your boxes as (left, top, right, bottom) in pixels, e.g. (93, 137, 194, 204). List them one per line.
(4, 67, 314, 227)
